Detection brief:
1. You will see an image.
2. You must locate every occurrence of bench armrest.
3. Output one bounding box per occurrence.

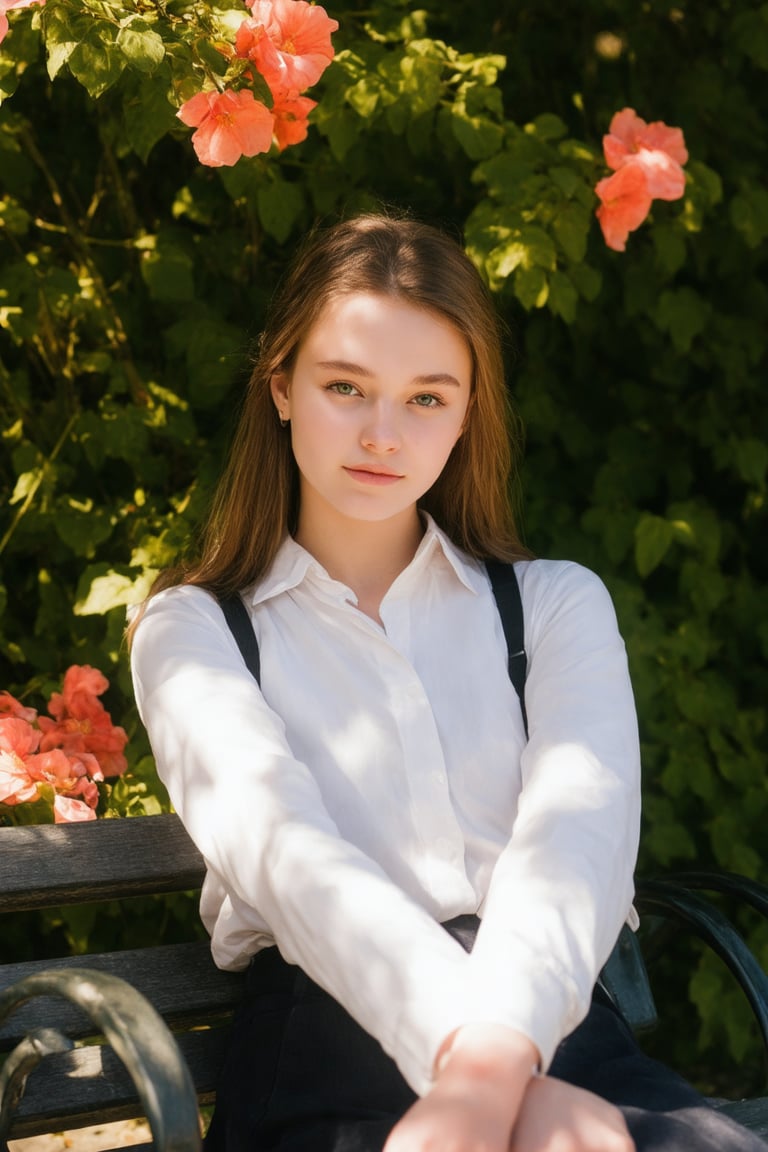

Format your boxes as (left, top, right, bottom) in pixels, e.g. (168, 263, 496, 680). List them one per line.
(0, 967, 202, 1152)
(636, 877, 768, 1059)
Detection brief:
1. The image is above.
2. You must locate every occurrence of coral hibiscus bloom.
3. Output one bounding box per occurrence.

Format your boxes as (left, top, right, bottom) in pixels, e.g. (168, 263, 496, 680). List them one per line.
(595, 163, 653, 252)
(271, 88, 317, 150)
(237, 0, 338, 92)
(54, 794, 97, 823)
(0, 751, 40, 805)
(39, 663, 128, 777)
(604, 107, 688, 170)
(178, 88, 275, 167)
(0, 717, 41, 805)
(0, 690, 38, 724)
(47, 664, 110, 719)
(26, 749, 101, 819)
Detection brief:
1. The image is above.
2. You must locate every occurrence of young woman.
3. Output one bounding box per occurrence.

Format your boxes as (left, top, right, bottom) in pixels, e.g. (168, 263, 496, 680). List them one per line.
(130, 214, 766, 1152)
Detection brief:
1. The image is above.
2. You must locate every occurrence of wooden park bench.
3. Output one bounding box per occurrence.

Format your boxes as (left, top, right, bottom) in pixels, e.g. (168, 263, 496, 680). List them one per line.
(1, 813, 767, 1150)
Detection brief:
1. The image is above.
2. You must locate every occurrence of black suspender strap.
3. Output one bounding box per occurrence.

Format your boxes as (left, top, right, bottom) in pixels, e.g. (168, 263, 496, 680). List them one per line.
(217, 561, 528, 738)
(219, 593, 261, 684)
(485, 560, 529, 740)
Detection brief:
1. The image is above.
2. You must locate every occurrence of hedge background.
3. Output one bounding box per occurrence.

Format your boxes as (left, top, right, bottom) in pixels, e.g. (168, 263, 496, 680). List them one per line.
(1, 0, 767, 1096)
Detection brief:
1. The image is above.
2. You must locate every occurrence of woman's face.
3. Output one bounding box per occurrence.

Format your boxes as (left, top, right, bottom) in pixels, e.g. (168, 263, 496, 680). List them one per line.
(271, 292, 472, 533)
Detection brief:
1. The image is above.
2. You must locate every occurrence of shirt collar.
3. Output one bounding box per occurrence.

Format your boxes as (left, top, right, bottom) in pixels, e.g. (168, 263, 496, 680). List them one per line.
(245, 513, 484, 608)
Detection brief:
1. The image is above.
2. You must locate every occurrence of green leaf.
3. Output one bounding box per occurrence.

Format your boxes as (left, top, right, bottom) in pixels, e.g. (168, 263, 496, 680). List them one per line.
(54, 502, 114, 558)
(319, 105, 364, 162)
(399, 54, 443, 116)
(75, 566, 156, 615)
(257, 180, 305, 244)
(10, 467, 42, 505)
(0, 196, 30, 235)
(139, 238, 194, 303)
(165, 309, 243, 409)
(450, 103, 503, 160)
(549, 165, 582, 199)
(41, 4, 84, 81)
(731, 6, 768, 69)
(346, 75, 380, 118)
(569, 263, 602, 302)
(635, 514, 674, 577)
(116, 24, 166, 74)
(655, 287, 709, 354)
(518, 225, 557, 271)
(513, 265, 548, 310)
(732, 437, 768, 488)
(486, 239, 526, 287)
(548, 270, 578, 324)
(1, 794, 55, 825)
(652, 222, 687, 276)
(730, 186, 768, 249)
(68, 25, 126, 98)
(552, 201, 589, 263)
(525, 113, 567, 141)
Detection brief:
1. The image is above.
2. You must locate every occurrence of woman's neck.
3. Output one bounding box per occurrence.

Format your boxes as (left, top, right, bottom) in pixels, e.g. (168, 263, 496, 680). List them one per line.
(294, 507, 424, 622)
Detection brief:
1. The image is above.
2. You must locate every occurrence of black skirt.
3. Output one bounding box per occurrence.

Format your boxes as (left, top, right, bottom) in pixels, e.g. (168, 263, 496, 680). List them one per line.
(205, 918, 767, 1152)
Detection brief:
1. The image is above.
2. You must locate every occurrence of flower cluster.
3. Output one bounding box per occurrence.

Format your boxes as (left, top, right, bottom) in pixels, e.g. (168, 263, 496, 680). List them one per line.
(0, 0, 43, 46)
(178, 0, 338, 167)
(0, 665, 128, 824)
(595, 108, 688, 252)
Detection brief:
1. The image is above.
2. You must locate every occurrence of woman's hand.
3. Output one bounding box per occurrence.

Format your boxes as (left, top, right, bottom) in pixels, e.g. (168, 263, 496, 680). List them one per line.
(511, 1075, 635, 1152)
(383, 1023, 538, 1152)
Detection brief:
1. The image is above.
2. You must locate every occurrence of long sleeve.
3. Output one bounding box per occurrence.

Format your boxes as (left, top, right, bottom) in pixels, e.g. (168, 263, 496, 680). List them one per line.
(131, 585, 473, 1096)
(465, 560, 641, 1069)
(130, 527, 641, 1095)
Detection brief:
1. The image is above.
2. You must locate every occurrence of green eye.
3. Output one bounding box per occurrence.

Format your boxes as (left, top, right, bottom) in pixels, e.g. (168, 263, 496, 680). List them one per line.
(329, 381, 358, 395)
(412, 393, 441, 407)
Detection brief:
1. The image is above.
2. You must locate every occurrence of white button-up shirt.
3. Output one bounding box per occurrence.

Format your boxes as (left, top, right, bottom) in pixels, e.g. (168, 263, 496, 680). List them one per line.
(130, 516, 640, 1096)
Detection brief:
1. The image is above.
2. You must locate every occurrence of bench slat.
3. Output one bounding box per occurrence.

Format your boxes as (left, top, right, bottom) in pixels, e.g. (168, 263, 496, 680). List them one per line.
(0, 815, 204, 912)
(0, 942, 246, 1048)
(6, 1026, 231, 1140)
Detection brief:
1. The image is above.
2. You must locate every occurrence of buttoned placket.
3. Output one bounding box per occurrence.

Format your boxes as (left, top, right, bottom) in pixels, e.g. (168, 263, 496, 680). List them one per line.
(322, 583, 476, 909)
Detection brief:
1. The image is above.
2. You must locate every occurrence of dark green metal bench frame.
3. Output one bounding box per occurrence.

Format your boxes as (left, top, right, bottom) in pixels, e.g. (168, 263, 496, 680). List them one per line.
(1, 814, 767, 1151)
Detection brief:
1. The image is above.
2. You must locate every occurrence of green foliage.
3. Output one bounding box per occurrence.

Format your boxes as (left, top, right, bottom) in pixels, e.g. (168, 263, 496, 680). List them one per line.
(1, 0, 767, 1095)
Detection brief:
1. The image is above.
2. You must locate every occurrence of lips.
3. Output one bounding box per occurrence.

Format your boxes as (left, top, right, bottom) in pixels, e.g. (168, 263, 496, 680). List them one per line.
(343, 465, 404, 485)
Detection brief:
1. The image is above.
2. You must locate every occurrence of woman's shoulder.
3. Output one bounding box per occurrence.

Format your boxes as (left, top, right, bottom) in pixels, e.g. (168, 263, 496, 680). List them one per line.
(513, 556, 608, 595)
(134, 581, 221, 618)
(512, 556, 618, 621)
(129, 582, 230, 649)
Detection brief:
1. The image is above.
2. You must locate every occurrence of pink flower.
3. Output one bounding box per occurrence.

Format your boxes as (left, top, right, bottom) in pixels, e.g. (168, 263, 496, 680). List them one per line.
(54, 794, 97, 823)
(0, 0, 44, 47)
(0, 717, 42, 805)
(236, 0, 338, 92)
(0, 716, 40, 758)
(595, 108, 688, 249)
(604, 108, 688, 171)
(595, 163, 653, 252)
(177, 88, 275, 167)
(602, 108, 687, 201)
(0, 690, 38, 724)
(271, 87, 317, 150)
(46, 664, 109, 720)
(38, 663, 128, 777)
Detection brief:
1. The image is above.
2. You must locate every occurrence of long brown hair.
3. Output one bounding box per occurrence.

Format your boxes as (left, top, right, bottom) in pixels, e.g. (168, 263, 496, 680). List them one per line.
(138, 211, 530, 612)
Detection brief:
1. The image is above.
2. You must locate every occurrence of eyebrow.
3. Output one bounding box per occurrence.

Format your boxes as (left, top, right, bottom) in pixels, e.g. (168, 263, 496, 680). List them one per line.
(316, 360, 464, 387)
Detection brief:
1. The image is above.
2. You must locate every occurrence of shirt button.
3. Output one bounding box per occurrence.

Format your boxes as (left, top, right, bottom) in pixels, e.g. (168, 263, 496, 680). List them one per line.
(431, 770, 447, 786)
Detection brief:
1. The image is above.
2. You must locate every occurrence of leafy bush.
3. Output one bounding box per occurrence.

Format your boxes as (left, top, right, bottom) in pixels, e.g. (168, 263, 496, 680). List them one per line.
(1, 0, 766, 1094)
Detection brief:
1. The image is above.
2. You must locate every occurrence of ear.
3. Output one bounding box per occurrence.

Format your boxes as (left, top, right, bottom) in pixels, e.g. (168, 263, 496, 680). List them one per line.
(270, 371, 291, 420)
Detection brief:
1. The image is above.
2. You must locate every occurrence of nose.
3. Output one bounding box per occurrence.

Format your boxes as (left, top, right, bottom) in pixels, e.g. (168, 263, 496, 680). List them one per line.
(360, 400, 401, 453)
